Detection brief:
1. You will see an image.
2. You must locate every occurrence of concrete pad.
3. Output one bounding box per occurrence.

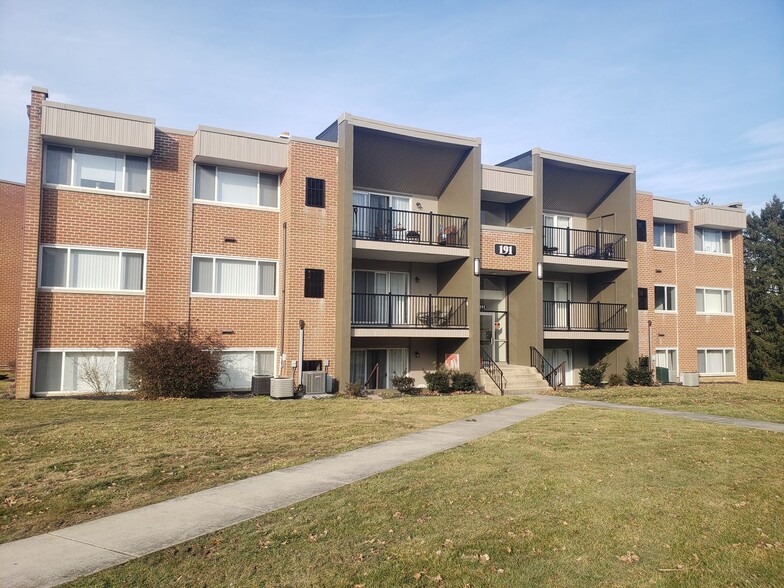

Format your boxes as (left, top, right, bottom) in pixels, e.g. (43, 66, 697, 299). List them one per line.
(0, 533, 132, 588)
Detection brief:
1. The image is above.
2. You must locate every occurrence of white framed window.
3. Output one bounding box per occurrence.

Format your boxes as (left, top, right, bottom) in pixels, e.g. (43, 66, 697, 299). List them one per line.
(654, 285, 677, 312)
(217, 348, 276, 390)
(695, 228, 731, 255)
(653, 223, 676, 249)
(34, 349, 132, 395)
(45, 144, 149, 196)
(697, 348, 735, 375)
(39, 245, 145, 293)
(654, 348, 678, 377)
(191, 255, 277, 297)
(696, 288, 733, 314)
(194, 164, 279, 209)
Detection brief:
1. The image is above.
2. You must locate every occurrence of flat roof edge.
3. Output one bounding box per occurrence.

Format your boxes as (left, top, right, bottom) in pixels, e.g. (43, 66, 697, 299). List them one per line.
(196, 125, 288, 144)
(482, 164, 533, 176)
(534, 148, 636, 173)
(338, 113, 481, 147)
(0, 178, 26, 187)
(43, 100, 155, 124)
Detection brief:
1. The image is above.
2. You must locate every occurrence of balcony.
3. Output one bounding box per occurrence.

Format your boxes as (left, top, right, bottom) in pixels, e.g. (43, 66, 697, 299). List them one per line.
(543, 226, 626, 261)
(543, 301, 628, 340)
(353, 205, 469, 246)
(351, 293, 469, 338)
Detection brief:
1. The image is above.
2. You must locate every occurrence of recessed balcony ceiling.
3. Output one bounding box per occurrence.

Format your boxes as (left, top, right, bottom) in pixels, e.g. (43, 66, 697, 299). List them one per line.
(353, 127, 472, 197)
(543, 159, 630, 215)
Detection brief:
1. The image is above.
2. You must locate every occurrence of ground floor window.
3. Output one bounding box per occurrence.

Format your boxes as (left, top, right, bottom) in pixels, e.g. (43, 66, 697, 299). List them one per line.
(218, 349, 276, 390)
(349, 348, 408, 389)
(655, 348, 678, 379)
(34, 349, 131, 394)
(697, 348, 735, 375)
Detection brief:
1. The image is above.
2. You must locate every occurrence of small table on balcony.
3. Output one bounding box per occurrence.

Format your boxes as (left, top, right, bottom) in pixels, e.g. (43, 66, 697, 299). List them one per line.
(543, 246, 558, 255)
(417, 310, 448, 327)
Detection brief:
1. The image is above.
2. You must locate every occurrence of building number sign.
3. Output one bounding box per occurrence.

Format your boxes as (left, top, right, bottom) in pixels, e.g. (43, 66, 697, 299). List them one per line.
(494, 244, 517, 256)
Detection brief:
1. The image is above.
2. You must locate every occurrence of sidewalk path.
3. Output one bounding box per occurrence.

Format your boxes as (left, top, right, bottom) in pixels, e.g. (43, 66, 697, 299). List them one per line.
(2, 395, 781, 588)
(0, 397, 565, 588)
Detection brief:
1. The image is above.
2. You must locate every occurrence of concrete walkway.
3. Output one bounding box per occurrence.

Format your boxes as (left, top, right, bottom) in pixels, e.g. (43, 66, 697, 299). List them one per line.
(2, 395, 781, 588)
(0, 397, 566, 588)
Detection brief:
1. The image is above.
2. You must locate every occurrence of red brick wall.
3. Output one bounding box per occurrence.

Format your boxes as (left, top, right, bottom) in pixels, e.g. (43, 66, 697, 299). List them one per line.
(636, 193, 747, 382)
(16, 89, 47, 398)
(278, 140, 339, 383)
(0, 181, 25, 368)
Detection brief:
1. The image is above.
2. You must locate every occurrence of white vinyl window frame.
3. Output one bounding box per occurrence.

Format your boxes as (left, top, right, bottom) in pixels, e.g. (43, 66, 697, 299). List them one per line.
(43, 144, 151, 199)
(193, 164, 280, 211)
(653, 222, 676, 250)
(37, 244, 146, 294)
(190, 254, 278, 298)
(695, 227, 732, 256)
(696, 287, 734, 315)
(654, 348, 678, 377)
(216, 347, 278, 390)
(33, 348, 133, 396)
(654, 284, 677, 313)
(697, 348, 736, 376)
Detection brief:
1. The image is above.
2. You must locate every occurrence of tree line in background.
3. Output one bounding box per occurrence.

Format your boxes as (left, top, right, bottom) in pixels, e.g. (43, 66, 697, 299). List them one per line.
(744, 195, 784, 380)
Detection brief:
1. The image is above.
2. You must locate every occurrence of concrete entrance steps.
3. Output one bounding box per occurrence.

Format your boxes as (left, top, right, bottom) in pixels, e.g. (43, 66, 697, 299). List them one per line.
(480, 362, 553, 395)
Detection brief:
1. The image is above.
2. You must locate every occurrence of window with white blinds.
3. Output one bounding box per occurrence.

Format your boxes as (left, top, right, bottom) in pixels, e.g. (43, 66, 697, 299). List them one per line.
(191, 256, 277, 297)
(34, 349, 132, 394)
(696, 288, 733, 314)
(697, 349, 735, 375)
(45, 145, 149, 195)
(217, 349, 276, 390)
(39, 246, 145, 292)
(194, 164, 278, 208)
(695, 228, 731, 254)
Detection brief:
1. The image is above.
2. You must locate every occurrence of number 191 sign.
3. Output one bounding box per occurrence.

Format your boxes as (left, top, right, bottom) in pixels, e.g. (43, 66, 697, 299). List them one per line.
(494, 243, 517, 256)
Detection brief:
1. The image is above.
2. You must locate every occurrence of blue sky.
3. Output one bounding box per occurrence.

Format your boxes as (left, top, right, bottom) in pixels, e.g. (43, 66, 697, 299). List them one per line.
(1, 0, 782, 210)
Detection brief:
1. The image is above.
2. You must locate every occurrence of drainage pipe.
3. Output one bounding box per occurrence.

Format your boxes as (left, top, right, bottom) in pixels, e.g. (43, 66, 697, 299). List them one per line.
(278, 222, 287, 377)
(298, 320, 305, 386)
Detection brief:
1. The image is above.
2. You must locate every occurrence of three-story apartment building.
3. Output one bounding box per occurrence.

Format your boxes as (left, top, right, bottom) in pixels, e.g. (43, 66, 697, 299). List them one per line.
(1, 88, 747, 398)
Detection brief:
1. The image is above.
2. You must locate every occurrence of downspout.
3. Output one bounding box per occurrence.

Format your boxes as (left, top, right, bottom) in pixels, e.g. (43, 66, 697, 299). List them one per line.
(278, 222, 287, 377)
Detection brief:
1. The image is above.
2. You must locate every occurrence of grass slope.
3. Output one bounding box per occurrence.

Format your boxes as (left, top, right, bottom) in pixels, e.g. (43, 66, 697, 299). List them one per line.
(71, 407, 784, 587)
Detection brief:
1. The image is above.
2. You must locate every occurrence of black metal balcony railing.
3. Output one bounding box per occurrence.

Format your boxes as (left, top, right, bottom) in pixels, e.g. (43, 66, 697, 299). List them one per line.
(352, 293, 468, 328)
(543, 301, 628, 332)
(543, 226, 626, 261)
(353, 205, 469, 248)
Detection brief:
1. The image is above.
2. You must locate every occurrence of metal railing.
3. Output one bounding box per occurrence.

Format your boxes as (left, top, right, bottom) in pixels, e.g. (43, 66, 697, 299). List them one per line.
(351, 293, 468, 328)
(543, 301, 627, 332)
(480, 347, 506, 395)
(543, 226, 626, 261)
(530, 346, 564, 389)
(353, 205, 469, 248)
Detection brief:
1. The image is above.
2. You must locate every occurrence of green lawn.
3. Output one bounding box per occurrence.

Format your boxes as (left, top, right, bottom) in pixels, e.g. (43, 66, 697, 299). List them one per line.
(69, 407, 784, 587)
(0, 394, 520, 543)
(551, 380, 784, 423)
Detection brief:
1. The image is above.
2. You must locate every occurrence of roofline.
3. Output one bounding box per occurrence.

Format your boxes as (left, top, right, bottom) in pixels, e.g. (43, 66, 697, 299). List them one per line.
(336, 113, 481, 147)
(693, 203, 746, 213)
(532, 148, 636, 174)
(482, 163, 533, 176)
(196, 125, 288, 145)
(0, 178, 26, 188)
(43, 100, 156, 124)
(651, 195, 690, 205)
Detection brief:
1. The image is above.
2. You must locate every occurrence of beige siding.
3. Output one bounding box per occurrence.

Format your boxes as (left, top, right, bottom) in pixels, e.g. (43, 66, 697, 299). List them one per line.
(482, 165, 534, 197)
(692, 206, 746, 230)
(653, 198, 689, 223)
(194, 127, 288, 172)
(41, 101, 155, 154)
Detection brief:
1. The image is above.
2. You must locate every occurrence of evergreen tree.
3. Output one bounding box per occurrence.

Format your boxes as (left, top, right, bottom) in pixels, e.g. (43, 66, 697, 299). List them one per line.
(744, 195, 784, 380)
(694, 194, 712, 205)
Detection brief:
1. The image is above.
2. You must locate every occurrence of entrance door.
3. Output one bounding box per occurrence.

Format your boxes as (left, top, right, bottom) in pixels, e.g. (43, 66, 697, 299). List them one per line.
(543, 214, 571, 255)
(480, 312, 495, 359)
(545, 348, 572, 386)
(349, 349, 408, 390)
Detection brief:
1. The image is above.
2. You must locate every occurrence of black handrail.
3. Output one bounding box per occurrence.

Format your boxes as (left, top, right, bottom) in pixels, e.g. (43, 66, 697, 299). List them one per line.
(480, 347, 506, 395)
(352, 293, 468, 328)
(530, 346, 561, 390)
(543, 226, 626, 261)
(353, 205, 469, 248)
(543, 301, 627, 331)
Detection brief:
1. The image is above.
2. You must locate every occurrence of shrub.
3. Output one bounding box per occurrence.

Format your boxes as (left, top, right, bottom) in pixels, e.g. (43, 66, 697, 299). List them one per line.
(424, 364, 452, 393)
(391, 373, 416, 395)
(344, 381, 363, 398)
(451, 371, 478, 392)
(579, 361, 608, 387)
(129, 322, 225, 399)
(607, 373, 624, 387)
(625, 359, 653, 386)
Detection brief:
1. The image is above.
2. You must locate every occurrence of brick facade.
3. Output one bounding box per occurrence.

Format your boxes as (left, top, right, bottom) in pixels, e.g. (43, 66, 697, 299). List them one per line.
(480, 228, 533, 273)
(636, 193, 747, 383)
(0, 181, 25, 368)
